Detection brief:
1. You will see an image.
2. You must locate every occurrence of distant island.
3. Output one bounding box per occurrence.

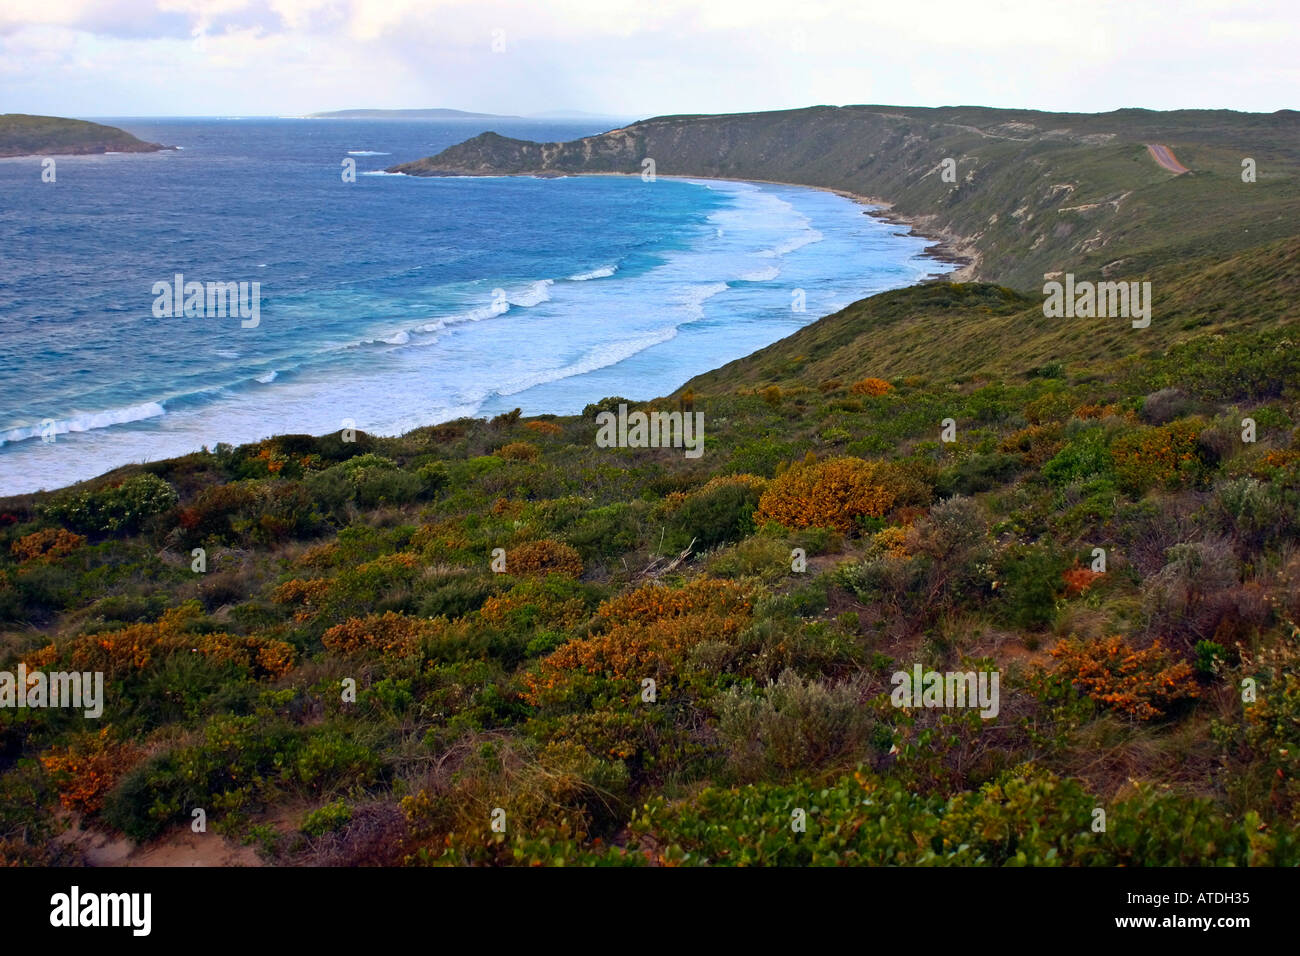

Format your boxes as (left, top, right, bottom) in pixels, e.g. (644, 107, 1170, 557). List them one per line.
(308, 108, 525, 120)
(387, 104, 1300, 290)
(307, 107, 629, 122)
(0, 114, 172, 158)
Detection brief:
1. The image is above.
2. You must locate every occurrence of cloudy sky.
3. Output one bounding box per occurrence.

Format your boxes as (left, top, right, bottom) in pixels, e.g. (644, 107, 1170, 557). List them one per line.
(0, 0, 1295, 118)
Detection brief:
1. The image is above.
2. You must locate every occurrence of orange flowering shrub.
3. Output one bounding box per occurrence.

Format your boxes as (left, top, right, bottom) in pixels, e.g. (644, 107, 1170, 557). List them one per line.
(1074, 403, 1119, 420)
(273, 577, 333, 621)
(293, 542, 341, 570)
(592, 577, 752, 629)
(323, 611, 433, 658)
(524, 420, 564, 437)
(491, 497, 523, 517)
(10, 528, 86, 563)
(753, 456, 897, 533)
(872, 525, 910, 559)
(524, 612, 748, 708)
(30, 603, 295, 680)
(508, 540, 583, 578)
(660, 491, 689, 512)
(524, 578, 753, 707)
(998, 424, 1065, 466)
(478, 586, 586, 632)
(1062, 566, 1105, 597)
(851, 377, 893, 397)
(411, 519, 472, 556)
(691, 473, 768, 496)
(40, 729, 142, 815)
(255, 445, 289, 475)
(1110, 420, 1204, 494)
(497, 441, 540, 462)
(1048, 635, 1198, 719)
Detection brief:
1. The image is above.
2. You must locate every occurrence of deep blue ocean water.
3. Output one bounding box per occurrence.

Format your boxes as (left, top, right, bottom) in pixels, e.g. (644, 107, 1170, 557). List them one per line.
(0, 117, 949, 495)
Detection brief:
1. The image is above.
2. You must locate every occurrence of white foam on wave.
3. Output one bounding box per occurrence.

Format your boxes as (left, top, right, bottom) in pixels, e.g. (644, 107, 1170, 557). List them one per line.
(368, 278, 554, 347)
(347, 150, 391, 156)
(0, 401, 166, 447)
(569, 265, 618, 281)
(255, 370, 277, 383)
(361, 171, 404, 177)
(759, 228, 825, 257)
(677, 282, 730, 320)
(739, 264, 780, 282)
(493, 327, 680, 399)
(509, 279, 554, 307)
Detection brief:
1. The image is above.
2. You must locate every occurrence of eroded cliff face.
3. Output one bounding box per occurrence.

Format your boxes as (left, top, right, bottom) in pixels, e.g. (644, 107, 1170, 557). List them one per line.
(387, 105, 1300, 290)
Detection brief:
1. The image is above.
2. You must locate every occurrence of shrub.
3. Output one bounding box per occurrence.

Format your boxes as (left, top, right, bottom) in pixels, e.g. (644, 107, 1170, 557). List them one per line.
(102, 713, 300, 839)
(1143, 540, 1242, 643)
(1062, 565, 1105, 597)
(30, 601, 295, 683)
(39, 729, 141, 815)
(524, 578, 753, 708)
(1139, 388, 1198, 425)
(497, 441, 540, 462)
(179, 480, 321, 545)
(717, 671, 875, 781)
(10, 528, 85, 563)
(998, 423, 1065, 467)
(42, 473, 178, 534)
(273, 577, 332, 621)
(996, 544, 1069, 630)
(301, 800, 353, 836)
(850, 378, 893, 397)
(1042, 428, 1112, 486)
(477, 578, 588, 637)
(753, 457, 897, 533)
(626, 769, 1294, 866)
(1047, 635, 1199, 719)
(508, 540, 583, 578)
(322, 611, 433, 658)
(1110, 420, 1204, 494)
(525, 420, 564, 437)
(663, 474, 767, 552)
(296, 731, 380, 792)
(936, 452, 1021, 496)
(1024, 392, 1075, 424)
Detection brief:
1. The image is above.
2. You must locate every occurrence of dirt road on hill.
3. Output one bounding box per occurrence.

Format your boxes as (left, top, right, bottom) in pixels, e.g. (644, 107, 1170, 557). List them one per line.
(1146, 143, 1190, 174)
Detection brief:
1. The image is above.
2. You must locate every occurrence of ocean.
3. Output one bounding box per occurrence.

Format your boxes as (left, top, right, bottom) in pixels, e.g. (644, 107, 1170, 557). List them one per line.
(0, 117, 949, 495)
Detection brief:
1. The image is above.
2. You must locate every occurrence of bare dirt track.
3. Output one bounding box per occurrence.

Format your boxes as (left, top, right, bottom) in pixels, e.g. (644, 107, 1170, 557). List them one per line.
(1146, 143, 1190, 174)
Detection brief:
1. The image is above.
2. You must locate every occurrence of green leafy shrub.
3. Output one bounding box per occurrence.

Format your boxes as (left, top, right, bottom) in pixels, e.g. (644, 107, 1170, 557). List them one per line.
(301, 800, 353, 837)
(42, 474, 178, 535)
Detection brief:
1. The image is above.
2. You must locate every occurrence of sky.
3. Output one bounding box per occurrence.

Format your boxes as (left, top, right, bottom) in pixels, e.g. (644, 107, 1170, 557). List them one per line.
(0, 0, 1295, 119)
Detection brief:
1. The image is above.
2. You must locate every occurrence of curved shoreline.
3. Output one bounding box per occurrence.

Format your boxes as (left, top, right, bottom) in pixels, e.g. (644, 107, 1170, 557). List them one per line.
(394, 167, 978, 282)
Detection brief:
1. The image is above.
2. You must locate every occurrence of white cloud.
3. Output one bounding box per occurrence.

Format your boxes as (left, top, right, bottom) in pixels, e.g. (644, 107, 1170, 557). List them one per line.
(0, 0, 1295, 116)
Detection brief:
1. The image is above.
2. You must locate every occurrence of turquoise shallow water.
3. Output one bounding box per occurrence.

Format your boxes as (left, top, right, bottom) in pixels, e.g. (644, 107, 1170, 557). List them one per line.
(0, 117, 949, 495)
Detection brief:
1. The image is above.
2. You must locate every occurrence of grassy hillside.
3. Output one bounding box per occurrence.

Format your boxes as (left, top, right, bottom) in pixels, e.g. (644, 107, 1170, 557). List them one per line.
(390, 105, 1300, 289)
(0, 114, 169, 158)
(684, 234, 1300, 392)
